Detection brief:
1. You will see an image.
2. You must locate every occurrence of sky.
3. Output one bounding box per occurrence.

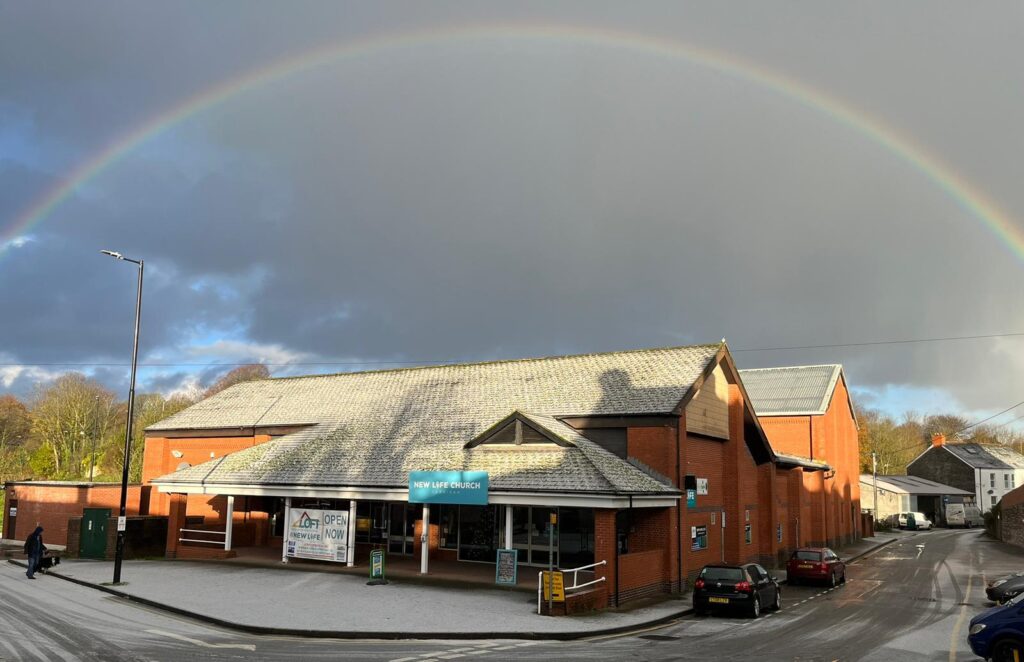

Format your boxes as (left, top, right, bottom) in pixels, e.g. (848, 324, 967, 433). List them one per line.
(1, 2, 1023, 428)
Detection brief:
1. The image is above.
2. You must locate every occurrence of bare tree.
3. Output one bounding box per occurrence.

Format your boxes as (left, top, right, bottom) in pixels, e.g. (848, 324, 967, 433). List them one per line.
(30, 374, 118, 479)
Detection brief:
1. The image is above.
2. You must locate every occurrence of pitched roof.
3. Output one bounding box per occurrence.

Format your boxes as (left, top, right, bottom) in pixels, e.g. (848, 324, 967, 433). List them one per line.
(738, 364, 844, 416)
(151, 344, 723, 432)
(150, 344, 726, 495)
(859, 474, 973, 496)
(941, 443, 1024, 470)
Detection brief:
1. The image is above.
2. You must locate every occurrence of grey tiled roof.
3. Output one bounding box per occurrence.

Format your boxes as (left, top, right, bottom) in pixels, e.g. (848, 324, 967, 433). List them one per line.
(739, 365, 843, 416)
(943, 443, 1024, 470)
(151, 345, 723, 494)
(859, 474, 972, 496)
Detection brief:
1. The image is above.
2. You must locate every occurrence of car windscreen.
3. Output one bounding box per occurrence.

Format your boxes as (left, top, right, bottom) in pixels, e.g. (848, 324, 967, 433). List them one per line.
(793, 551, 821, 561)
(700, 567, 744, 582)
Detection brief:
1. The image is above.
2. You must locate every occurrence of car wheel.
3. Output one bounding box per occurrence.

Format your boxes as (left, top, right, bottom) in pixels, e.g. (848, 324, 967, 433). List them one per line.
(772, 590, 781, 611)
(991, 638, 1024, 662)
(840, 571, 847, 585)
(750, 596, 761, 619)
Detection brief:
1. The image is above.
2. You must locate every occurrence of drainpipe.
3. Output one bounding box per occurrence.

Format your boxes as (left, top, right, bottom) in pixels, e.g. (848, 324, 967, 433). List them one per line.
(614, 508, 621, 608)
(676, 419, 684, 593)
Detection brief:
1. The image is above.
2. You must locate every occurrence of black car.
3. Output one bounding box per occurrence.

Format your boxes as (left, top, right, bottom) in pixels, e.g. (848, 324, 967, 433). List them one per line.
(986, 573, 1024, 604)
(693, 563, 781, 618)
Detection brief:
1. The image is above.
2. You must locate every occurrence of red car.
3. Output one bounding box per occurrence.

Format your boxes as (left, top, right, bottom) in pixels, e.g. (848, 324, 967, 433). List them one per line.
(786, 547, 846, 587)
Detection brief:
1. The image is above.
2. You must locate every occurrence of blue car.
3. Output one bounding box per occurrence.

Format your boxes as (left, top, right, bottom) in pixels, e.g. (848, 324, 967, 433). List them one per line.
(969, 591, 1024, 661)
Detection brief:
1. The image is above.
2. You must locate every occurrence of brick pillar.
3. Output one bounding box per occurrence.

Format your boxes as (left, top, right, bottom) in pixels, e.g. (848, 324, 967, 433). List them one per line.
(165, 493, 187, 559)
(724, 383, 745, 563)
(757, 462, 778, 568)
(788, 469, 803, 549)
(594, 509, 616, 608)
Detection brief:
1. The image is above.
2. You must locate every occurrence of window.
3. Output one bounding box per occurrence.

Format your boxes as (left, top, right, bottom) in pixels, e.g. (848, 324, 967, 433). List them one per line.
(991, 473, 997, 488)
(992, 495, 998, 506)
(439, 504, 458, 550)
(777, 524, 783, 543)
(745, 523, 752, 544)
(1007, 474, 1013, 489)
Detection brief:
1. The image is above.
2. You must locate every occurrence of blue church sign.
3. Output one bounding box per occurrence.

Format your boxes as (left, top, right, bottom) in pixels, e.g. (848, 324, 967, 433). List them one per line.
(408, 471, 489, 505)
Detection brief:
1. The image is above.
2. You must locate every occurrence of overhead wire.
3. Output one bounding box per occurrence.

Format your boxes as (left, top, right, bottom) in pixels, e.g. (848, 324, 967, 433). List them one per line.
(3, 329, 1024, 368)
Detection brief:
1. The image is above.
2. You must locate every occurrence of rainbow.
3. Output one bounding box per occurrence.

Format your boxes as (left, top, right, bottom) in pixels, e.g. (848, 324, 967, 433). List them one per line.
(5, 23, 1023, 259)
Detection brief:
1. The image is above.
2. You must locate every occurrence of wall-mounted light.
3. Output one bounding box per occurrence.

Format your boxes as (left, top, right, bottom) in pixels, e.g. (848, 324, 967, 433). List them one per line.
(171, 450, 183, 458)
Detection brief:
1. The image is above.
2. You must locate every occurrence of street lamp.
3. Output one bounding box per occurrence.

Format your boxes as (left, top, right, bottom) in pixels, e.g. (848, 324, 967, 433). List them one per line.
(101, 249, 143, 585)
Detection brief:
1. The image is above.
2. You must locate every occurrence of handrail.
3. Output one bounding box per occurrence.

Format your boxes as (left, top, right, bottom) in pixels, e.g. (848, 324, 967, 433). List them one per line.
(179, 528, 225, 536)
(179, 527, 227, 548)
(537, 560, 608, 615)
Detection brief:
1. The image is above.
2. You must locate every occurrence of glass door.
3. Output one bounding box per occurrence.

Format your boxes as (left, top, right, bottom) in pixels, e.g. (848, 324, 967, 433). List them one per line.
(388, 503, 417, 555)
(529, 507, 558, 567)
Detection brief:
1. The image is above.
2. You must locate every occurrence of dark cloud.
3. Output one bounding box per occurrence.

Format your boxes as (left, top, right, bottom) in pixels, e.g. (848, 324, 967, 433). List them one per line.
(1, 2, 1022, 420)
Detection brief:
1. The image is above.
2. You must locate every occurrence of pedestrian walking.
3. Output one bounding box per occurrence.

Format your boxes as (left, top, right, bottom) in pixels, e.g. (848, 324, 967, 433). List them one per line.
(24, 526, 44, 579)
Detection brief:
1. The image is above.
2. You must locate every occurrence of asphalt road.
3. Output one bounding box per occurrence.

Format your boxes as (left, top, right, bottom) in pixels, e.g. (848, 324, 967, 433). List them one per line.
(0, 529, 1017, 661)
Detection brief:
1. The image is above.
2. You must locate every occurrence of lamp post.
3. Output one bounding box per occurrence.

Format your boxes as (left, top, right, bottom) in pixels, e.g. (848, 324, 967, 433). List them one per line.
(101, 250, 143, 585)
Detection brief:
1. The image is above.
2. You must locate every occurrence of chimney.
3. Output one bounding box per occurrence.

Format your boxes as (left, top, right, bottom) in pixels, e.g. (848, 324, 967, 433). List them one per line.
(931, 433, 946, 448)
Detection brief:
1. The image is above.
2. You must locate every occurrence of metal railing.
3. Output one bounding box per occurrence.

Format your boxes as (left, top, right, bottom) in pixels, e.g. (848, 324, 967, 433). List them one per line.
(179, 528, 226, 548)
(536, 559, 608, 615)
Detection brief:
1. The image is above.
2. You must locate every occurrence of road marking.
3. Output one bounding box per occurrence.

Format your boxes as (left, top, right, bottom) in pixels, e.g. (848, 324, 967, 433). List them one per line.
(389, 657, 418, 662)
(145, 629, 255, 651)
(948, 574, 974, 662)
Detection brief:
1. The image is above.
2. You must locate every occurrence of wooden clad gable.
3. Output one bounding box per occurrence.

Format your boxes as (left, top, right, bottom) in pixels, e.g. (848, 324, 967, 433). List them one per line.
(686, 363, 729, 439)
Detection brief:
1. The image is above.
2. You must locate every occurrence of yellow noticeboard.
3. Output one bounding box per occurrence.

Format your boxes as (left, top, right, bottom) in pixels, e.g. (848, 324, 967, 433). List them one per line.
(542, 571, 565, 602)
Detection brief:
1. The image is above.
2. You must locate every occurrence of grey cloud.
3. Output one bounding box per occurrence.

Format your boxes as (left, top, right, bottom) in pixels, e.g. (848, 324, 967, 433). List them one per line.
(1, 2, 1022, 418)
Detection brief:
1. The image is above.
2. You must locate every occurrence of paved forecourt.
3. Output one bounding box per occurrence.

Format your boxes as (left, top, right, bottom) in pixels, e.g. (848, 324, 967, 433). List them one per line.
(41, 558, 688, 637)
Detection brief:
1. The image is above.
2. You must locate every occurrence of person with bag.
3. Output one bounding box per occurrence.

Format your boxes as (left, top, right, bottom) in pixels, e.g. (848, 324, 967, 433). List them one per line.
(24, 526, 44, 579)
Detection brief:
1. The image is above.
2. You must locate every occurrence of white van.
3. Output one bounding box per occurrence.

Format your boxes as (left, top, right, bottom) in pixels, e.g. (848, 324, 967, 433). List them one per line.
(946, 503, 982, 528)
(910, 512, 932, 530)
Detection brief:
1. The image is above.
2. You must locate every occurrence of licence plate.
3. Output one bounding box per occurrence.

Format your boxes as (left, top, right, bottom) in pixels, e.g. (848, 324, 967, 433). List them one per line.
(798, 564, 814, 569)
(709, 597, 729, 604)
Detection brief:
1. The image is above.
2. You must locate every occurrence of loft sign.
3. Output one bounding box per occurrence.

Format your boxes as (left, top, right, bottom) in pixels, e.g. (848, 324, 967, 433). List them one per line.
(285, 508, 349, 563)
(408, 471, 489, 505)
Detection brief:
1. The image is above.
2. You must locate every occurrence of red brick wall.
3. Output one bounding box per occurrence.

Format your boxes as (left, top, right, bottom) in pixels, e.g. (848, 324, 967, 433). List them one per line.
(3, 483, 143, 546)
(627, 426, 676, 478)
(618, 550, 670, 601)
(754, 375, 861, 549)
(143, 433, 273, 518)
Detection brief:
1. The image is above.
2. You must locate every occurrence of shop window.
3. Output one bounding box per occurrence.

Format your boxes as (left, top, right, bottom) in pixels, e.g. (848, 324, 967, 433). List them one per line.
(439, 504, 458, 550)
(558, 508, 594, 568)
(355, 502, 387, 545)
(458, 505, 499, 562)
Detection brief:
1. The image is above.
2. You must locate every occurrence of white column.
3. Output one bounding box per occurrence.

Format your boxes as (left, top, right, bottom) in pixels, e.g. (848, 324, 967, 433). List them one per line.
(504, 505, 513, 550)
(224, 495, 235, 551)
(347, 500, 357, 567)
(420, 504, 430, 574)
(282, 497, 291, 564)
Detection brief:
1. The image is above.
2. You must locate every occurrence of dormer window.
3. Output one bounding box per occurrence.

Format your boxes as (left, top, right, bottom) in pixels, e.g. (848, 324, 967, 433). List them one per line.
(465, 411, 574, 448)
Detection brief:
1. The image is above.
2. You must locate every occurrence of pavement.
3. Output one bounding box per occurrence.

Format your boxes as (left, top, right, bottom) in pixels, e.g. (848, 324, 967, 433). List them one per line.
(7, 530, 905, 640)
